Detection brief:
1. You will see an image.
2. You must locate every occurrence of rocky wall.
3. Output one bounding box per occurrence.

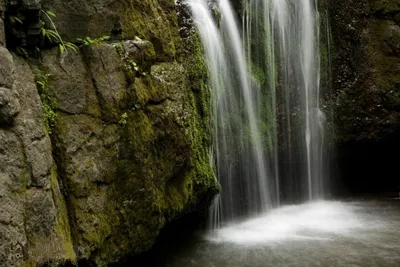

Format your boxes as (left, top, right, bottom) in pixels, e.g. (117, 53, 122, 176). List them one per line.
(326, 0, 400, 194)
(0, 0, 217, 266)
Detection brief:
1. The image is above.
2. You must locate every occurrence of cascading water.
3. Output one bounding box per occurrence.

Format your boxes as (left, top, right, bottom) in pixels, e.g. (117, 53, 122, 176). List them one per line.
(187, 0, 275, 225)
(188, 0, 327, 226)
(244, 0, 326, 202)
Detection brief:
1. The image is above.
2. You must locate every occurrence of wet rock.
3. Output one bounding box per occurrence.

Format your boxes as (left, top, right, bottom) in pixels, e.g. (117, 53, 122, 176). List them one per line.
(327, 0, 400, 143)
(0, 56, 76, 267)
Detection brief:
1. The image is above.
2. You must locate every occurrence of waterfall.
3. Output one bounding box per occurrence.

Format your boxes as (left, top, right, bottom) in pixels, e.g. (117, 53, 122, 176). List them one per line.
(188, 0, 327, 226)
(244, 0, 326, 202)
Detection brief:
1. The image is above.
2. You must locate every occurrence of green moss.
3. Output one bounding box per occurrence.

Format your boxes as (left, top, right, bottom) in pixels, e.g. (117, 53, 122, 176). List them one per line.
(50, 164, 77, 264)
(125, 110, 154, 147)
(46, 7, 218, 266)
(181, 31, 218, 202)
(116, 0, 180, 60)
(132, 75, 165, 106)
(34, 70, 58, 135)
(368, 0, 400, 14)
(76, 210, 112, 247)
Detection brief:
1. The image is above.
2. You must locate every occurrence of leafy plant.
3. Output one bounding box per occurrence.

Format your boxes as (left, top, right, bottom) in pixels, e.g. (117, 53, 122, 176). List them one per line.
(35, 71, 57, 134)
(9, 15, 23, 25)
(76, 35, 111, 46)
(119, 112, 128, 125)
(128, 59, 140, 71)
(40, 10, 79, 55)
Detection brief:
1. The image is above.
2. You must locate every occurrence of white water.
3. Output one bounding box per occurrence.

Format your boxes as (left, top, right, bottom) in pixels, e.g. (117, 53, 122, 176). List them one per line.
(207, 201, 365, 245)
(145, 200, 400, 267)
(187, 0, 272, 225)
(244, 0, 326, 202)
(188, 0, 327, 226)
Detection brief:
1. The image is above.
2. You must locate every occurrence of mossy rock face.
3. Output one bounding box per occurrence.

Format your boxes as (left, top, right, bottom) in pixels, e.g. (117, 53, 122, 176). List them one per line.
(38, 2, 216, 266)
(0, 0, 216, 265)
(41, 0, 180, 61)
(326, 0, 400, 144)
(50, 54, 216, 265)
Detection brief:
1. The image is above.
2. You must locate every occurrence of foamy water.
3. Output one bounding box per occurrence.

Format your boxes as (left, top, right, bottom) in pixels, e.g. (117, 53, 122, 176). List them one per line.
(207, 201, 366, 245)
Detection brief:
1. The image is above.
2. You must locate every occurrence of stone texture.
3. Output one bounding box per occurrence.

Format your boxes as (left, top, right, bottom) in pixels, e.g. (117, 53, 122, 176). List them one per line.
(39, 48, 101, 116)
(0, 55, 76, 267)
(0, 130, 29, 267)
(123, 40, 156, 72)
(327, 0, 400, 143)
(41, 0, 180, 60)
(317, 0, 400, 194)
(0, 87, 20, 125)
(0, 47, 15, 88)
(52, 50, 216, 265)
(0, 0, 5, 12)
(83, 44, 127, 121)
(0, 0, 216, 266)
(20, 0, 41, 9)
(0, 18, 5, 47)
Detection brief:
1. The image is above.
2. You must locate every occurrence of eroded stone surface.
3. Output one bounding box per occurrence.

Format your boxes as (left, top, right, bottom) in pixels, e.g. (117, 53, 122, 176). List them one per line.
(0, 47, 15, 88)
(0, 87, 20, 125)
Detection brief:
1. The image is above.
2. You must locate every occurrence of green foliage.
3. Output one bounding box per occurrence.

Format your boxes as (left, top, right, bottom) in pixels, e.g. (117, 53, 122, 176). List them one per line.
(35, 71, 57, 134)
(45, 10, 57, 18)
(40, 10, 79, 55)
(119, 112, 128, 125)
(76, 36, 111, 46)
(128, 59, 139, 71)
(9, 15, 23, 25)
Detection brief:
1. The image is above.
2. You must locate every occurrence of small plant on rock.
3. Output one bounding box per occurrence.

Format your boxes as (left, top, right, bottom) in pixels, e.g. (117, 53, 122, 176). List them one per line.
(35, 71, 58, 134)
(76, 36, 111, 46)
(40, 10, 79, 55)
(119, 112, 128, 125)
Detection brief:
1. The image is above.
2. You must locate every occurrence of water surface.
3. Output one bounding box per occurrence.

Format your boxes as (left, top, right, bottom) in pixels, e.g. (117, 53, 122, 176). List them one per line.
(143, 199, 400, 267)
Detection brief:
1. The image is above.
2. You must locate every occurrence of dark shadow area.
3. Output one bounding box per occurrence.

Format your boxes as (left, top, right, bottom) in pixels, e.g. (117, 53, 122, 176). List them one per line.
(333, 127, 400, 197)
(109, 212, 207, 267)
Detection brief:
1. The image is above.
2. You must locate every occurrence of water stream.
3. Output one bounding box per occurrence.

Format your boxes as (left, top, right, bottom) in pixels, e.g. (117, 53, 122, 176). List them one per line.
(187, 0, 273, 225)
(141, 199, 400, 267)
(244, 0, 327, 203)
(188, 0, 327, 226)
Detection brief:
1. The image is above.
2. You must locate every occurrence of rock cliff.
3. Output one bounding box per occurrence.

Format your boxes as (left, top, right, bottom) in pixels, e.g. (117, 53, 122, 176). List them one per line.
(324, 0, 400, 193)
(0, 0, 217, 266)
